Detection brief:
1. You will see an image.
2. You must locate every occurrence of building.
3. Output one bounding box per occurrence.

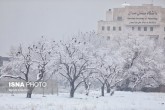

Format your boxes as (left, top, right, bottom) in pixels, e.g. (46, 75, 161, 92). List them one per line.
(0, 56, 10, 67)
(98, 3, 165, 41)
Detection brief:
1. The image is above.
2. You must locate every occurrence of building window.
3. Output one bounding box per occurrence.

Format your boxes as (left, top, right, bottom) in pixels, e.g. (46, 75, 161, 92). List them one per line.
(132, 27, 134, 31)
(138, 27, 141, 31)
(150, 27, 153, 31)
(119, 27, 122, 31)
(113, 26, 116, 31)
(117, 16, 122, 21)
(107, 36, 110, 40)
(144, 27, 147, 31)
(107, 26, 110, 31)
(102, 26, 105, 31)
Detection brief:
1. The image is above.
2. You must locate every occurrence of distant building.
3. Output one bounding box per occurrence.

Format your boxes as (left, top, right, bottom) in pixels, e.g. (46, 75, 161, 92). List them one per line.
(0, 56, 10, 67)
(98, 4, 165, 40)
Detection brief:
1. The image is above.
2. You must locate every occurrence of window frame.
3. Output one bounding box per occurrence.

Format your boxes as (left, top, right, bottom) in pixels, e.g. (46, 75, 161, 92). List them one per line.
(117, 16, 122, 21)
(144, 27, 147, 31)
(119, 26, 122, 31)
(132, 27, 135, 31)
(107, 26, 110, 31)
(113, 26, 116, 31)
(138, 27, 141, 31)
(107, 36, 110, 40)
(102, 26, 105, 31)
(150, 27, 153, 31)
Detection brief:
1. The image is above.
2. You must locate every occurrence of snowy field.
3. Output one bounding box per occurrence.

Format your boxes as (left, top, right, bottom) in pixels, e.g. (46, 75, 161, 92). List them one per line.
(0, 91, 165, 110)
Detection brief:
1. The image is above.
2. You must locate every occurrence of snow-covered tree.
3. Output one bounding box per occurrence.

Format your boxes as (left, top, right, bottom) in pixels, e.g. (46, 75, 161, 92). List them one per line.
(0, 37, 56, 98)
(120, 36, 165, 91)
(29, 38, 57, 97)
(92, 47, 125, 96)
(56, 37, 94, 98)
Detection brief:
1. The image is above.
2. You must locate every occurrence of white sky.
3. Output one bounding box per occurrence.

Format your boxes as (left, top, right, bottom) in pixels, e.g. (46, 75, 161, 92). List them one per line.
(0, 0, 165, 56)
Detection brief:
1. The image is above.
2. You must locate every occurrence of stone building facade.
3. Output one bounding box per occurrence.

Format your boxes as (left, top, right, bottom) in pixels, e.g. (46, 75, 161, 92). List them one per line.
(98, 4, 165, 40)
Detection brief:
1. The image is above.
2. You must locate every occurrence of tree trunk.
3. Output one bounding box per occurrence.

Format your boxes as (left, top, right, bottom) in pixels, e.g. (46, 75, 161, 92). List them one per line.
(107, 87, 110, 93)
(26, 86, 34, 98)
(27, 89, 33, 98)
(70, 82, 75, 98)
(84, 81, 90, 96)
(106, 83, 110, 93)
(101, 84, 105, 96)
(42, 87, 45, 97)
(70, 87, 75, 98)
(27, 92, 32, 98)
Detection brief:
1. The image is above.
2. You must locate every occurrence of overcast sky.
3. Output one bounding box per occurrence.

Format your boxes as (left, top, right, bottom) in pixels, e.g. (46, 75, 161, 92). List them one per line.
(0, 0, 165, 56)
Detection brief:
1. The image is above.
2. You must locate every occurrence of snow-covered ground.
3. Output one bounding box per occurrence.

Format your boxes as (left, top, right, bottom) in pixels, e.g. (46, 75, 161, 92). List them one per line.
(0, 91, 165, 110)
